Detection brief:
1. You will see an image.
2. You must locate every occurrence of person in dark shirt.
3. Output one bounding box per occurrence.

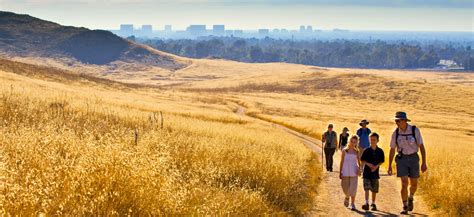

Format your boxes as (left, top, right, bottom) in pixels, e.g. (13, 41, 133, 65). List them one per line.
(339, 127, 350, 150)
(322, 123, 338, 172)
(360, 132, 385, 211)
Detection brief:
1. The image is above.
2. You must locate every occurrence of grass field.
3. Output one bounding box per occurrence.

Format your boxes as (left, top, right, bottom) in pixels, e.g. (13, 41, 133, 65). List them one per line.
(177, 61, 474, 215)
(1, 57, 473, 215)
(0, 60, 320, 215)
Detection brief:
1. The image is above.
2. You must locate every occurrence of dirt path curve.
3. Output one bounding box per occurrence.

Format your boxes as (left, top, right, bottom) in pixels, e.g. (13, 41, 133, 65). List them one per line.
(234, 105, 432, 216)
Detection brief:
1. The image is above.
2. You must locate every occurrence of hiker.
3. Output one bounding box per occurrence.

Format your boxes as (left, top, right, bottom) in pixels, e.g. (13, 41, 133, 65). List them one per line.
(387, 112, 427, 215)
(339, 135, 361, 210)
(360, 132, 385, 211)
(339, 127, 350, 150)
(356, 120, 372, 151)
(322, 123, 338, 172)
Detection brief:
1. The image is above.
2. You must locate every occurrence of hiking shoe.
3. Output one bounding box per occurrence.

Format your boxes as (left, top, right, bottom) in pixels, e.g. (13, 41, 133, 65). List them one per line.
(362, 203, 370, 211)
(371, 203, 377, 211)
(408, 197, 414, 211)
(400, 206, 409, 215)
(351, 204, 356, 211)
(344, 197, 349, 207)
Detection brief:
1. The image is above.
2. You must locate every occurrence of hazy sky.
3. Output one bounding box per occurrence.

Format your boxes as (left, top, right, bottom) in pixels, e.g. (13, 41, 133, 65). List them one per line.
(1, 0, 473, 31)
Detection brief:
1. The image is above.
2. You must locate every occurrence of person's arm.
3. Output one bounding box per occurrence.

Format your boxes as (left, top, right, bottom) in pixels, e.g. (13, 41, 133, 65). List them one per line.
(388, 130, 397, 175)
(339, 151, 345, 179)
(338, 133, 342, 148)
(335, 132, 339, 151)
(357, 150, 362, 176)
(360, 150, 375, 169)
(416, 128, 427, 173)
(321, 132, 326, 143)
(420, 143, 427, 173)
(388, 148, 395, 175)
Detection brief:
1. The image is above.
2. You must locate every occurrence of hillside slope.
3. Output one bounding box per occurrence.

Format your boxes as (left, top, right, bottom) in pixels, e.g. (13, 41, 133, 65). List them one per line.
(0, 11, 188, 70)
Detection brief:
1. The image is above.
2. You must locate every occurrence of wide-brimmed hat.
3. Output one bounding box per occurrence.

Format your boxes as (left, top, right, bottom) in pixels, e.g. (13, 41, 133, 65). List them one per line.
(392, 111, 411, 122)
(359, 119, 369, 126)
(343, 127, 349, 132)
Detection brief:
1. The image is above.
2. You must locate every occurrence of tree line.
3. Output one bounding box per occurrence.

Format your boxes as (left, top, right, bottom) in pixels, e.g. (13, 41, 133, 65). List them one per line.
(140, 37, 473, 70)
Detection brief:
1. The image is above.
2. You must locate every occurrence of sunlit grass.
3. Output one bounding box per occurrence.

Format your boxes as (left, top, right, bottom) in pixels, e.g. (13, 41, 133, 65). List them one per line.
(0, 67, 320, 215)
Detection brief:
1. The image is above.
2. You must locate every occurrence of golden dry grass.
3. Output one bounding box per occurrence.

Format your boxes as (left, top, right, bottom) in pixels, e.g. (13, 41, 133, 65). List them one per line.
(176, 61, 474, 215)
(0, 60, 321, 215)
(1, 55, 473, 215)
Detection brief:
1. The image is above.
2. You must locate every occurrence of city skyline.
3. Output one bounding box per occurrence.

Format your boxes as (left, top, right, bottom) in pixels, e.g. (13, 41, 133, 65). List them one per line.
(0, 0, 472, 32)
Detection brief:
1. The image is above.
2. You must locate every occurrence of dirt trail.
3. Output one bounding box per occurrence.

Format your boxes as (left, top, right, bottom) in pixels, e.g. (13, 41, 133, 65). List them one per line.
(234, 105, 432, 216)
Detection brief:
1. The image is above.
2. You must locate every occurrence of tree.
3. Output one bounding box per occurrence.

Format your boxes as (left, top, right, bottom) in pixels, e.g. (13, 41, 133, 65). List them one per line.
(249, 45, 264, 62)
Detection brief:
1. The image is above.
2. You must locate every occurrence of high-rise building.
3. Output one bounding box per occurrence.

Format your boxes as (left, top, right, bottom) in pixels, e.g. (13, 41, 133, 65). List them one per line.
(120, 24, 134, 37)
(213, 25, 225, 35)
(165, 25, 172, 32)
(306, 25, 313, 33)
(186, 25, 206, 36)
(258, 29, 269, 36)
(299, 25, 306, 33)
(141, 25, 152, 36)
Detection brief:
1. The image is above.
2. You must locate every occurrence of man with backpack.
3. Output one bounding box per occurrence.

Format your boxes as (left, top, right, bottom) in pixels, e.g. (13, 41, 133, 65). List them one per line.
(388, 112, 428, 215)
(322, 123, 338, 172)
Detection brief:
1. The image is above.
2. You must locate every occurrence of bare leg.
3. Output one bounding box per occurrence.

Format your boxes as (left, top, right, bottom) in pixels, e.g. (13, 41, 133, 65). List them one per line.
(365, 190, 369, 203)
(401, 176, 409, 202)
(372, 192, 377, 204)
(409, 178, 418, 197)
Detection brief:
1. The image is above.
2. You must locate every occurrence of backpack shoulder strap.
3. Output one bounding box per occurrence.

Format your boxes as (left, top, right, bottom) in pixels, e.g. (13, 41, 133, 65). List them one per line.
(395, 128, 400, 146)
(412, 125, 417, 144)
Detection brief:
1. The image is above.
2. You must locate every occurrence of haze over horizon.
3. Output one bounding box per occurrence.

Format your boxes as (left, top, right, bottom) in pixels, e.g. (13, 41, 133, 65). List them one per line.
(0, 0, 473, 32)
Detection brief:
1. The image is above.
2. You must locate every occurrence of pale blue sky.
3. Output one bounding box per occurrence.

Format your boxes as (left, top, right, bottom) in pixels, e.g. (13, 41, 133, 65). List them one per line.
(0, 0, 473, 31)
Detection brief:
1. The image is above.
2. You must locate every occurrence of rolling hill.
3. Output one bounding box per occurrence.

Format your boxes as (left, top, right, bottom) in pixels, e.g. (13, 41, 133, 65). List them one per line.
(0, 11, 188, 70)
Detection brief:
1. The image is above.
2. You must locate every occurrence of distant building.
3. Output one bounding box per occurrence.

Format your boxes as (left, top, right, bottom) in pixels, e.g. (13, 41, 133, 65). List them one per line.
(164, 25, 172, 32)
(273, 29, 280, 34)
(213, 25, 225, 35)
(258, 29, 269, 36)
(306, 25, 313, 33)
(299, 25, 306, 33)
(225, 30, 234, 36)
(280, 29, 289, 34)
(333, 28, 349, 32)
(234, 30, 243, 36)
(141, 25, 152, 36)
(187, 25, 206, 36)
(120, 24, 134, 37)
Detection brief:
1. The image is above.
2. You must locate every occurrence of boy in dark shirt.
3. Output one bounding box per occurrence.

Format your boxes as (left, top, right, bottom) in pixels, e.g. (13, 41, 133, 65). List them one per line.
(361, 132, 385, 211)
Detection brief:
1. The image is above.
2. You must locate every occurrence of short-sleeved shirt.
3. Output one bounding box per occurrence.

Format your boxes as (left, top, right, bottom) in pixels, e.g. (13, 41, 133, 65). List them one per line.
(322, 131, 337, 148)
(339, 133, 349, 147)
(357, 128, 371, 149)
(361, 146, 385, 179)
(390, 124, 424, 155)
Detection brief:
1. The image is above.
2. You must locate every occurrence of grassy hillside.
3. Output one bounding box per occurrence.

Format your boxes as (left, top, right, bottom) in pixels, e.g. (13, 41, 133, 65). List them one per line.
(173, 60, 474, 215)
(0, 11, 188, 70)
(0, 60, 320, 215)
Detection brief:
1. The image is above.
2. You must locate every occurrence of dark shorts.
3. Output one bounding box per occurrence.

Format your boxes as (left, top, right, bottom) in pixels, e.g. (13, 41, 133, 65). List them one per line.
(395, 154, 420, 178)
(363, 178, 379, 193)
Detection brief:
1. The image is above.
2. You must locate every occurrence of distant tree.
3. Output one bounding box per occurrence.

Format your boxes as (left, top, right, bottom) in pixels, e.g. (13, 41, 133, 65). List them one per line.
(126, 35, 136, 42)
(195, 42, 210, 58)
(142, 37, 471, 70)
(250, 45, 264, 62)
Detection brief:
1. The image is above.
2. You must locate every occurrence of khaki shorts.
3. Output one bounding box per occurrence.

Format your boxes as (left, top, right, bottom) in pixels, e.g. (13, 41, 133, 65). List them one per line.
(341, 176, 358, 197)
(363, 178, 379, 193)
